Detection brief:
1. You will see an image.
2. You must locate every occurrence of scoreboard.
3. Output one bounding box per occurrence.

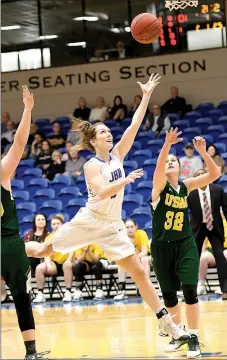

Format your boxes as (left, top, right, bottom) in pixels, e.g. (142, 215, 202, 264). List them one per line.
(157, 1, 225, 48)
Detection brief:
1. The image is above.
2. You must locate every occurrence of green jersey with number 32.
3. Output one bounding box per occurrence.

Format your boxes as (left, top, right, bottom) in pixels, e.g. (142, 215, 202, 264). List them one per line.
(150, 181, 193, 243)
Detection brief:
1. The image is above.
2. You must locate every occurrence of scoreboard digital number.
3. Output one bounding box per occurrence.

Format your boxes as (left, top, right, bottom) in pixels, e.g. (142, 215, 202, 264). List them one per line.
(158, 1, 225, 47)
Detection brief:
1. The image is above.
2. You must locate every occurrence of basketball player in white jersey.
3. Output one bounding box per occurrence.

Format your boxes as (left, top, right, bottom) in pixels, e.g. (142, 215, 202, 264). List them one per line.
(26, 73, 189, 341)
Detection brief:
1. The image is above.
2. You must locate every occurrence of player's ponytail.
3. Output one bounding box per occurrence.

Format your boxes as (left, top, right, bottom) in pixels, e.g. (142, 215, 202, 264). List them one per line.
(69, 115, 102, 152)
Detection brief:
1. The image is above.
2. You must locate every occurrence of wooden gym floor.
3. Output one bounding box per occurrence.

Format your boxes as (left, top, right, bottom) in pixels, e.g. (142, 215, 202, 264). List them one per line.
(2, 295, 227, 359)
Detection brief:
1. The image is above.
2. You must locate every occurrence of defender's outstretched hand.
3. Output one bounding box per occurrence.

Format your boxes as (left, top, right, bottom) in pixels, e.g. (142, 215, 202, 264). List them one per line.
(193, 136, 206, 155)
(165, 128, 183, 145)
(137, 73, 161, 95)
(22, 85, 34, 110)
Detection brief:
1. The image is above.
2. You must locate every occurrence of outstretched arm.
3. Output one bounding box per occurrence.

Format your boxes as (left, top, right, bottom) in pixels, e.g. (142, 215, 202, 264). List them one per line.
(1, 86, 34, 186)
(151, 128, 183, 202)
(184, 137, 221, 192)
(113, 73, 161, 161)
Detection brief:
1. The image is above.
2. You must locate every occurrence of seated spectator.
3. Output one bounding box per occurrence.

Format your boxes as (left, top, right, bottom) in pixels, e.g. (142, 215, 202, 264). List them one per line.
(206, 144, 226, 175)
(107, 95, 128, 123)
(128, 95, 149, 118)
(45, 150, 65, 180)
(28, 123, 40, 146)
(73, 97, 91, 120)
(180, 143, 203, 180)
(30, 132, 44, 159)
(162, 86, 191, 118)
(24, 213, 49, 276)
(3, 131, 29, 159)
(1, 120, 16, 149)
(35, 140, 53, 176)
(72, 244, 105, 301)
(64, 148, 86, 179)
(62, 141, 73, 161)
(197, 212, 227, 299)
(114, 219, 151, 301)
(113, 40, 133, 59)
(33, 215, 71, 303)
(89, 96, 107, 123)
(1, 111, 11, 133)
(47, 122, 66, 150)
(145, 104, 170, 136)
(89, 48, 104, 63)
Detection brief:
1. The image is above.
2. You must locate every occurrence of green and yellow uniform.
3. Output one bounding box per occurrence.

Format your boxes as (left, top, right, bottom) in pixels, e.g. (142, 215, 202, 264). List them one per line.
(1, 185, 31, 296)
(133, 229, 151, 255)
(150, 181, 199, 292)
(207, 217, 227, 253)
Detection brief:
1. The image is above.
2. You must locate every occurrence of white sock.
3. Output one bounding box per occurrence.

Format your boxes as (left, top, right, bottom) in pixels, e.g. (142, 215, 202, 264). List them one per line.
(189, 329, 199, 336)
(198, 280, 205, 286)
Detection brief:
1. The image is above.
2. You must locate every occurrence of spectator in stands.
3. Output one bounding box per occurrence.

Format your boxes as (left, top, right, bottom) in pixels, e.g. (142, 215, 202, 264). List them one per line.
(72, 244, 105, 301)
(113, 40, 133, 59)
(107, 95, 128, 123)
(180, 143, 203, 180)
(28, 123, 40, 146)
(24, 213, 49, 276)
(89, 48, 104, 63)
(89, 96, 107, 123)
(67, 122, 80, 145)
(73, 97, 91, 120)
(128, 95, 149, 118)
(62, 141, 73, 161)
(188, 169, 227, 300)
(162, 86, 190, 118)
(30, 132, 44, 159)
(35, 140, 53, 177)
(114, 219, 151, 301)
(44, 150, 65, 180)
(47, 122, 66, 150)
(197, 211, 227, 298)
(145, 104, 170, 136)
(33, 215, 71, 303)
(64, 148, 86, 180)
(1, 111, 11, 133)
(1, 120, 16, 149)
(206, 144, 226, 175)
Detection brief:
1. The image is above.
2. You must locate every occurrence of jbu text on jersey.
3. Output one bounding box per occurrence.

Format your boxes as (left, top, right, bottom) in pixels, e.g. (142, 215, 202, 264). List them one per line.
(110, 168, 122, 182)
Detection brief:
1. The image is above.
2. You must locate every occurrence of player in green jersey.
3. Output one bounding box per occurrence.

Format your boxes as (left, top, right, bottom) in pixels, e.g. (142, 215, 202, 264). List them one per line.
(150, 128, 221, 359)
(1, 87, 48, 360)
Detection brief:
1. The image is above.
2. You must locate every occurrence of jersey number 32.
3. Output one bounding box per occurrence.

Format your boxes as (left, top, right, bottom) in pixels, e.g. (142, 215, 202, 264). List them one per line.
(164, 211, 184, 231)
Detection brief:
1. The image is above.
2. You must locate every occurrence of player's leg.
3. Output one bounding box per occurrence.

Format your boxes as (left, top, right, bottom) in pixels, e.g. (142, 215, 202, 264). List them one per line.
(176, 238, 201, 358)
(198, 250, 215, 295)
(92, 261, 105, 300)
(2, 240, 46, 360)
(116, 253, 189, 341)
(33, 261, 57, 303)
(114, 266, 127, 300)
(73, 261, 91, 301)
(141, 255, 152, 278)
(62, 260, 75, 302)
(1, 278, 7, 302)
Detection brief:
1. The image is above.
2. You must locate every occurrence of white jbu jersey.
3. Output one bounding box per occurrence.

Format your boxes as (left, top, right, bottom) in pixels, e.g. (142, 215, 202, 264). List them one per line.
(84, 153, 125, 219)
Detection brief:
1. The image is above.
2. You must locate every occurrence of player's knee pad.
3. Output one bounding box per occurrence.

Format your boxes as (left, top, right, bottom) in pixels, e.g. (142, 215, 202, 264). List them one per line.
(182, 284, 198, 305)
(162, 292, 178, 308)
(13, 293, 35, 332)
(74, 262, 87, 282)
(92, 261, 103, 280)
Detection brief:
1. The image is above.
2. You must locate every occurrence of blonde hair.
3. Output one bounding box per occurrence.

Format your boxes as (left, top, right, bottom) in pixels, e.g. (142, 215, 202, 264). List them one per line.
(52, 214, 64, 223)
(51, 150, 62, 161)
(69, 115, 102, 152)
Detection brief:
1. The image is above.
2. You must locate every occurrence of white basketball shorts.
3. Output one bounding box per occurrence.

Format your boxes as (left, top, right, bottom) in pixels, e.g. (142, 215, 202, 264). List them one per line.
(51, 207, 135, 262)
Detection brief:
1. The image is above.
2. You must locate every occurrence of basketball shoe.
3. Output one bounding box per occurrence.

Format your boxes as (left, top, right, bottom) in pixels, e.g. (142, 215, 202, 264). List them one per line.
(165, 325, 188, 352)
(159, 315, 190, 341)
(187, 334, 201, 358)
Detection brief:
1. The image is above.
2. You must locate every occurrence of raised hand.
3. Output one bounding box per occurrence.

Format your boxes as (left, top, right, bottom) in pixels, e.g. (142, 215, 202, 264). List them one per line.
(193, 136, 206, 155)
(22, 85, 34, 111)
(137, 73, 161, 95)
(125, 169, 144, 184)
(165, 128, 183, 145)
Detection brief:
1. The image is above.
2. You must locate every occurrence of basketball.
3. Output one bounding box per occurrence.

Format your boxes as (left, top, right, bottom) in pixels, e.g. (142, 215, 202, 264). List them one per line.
(131, 13, 161, 44)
